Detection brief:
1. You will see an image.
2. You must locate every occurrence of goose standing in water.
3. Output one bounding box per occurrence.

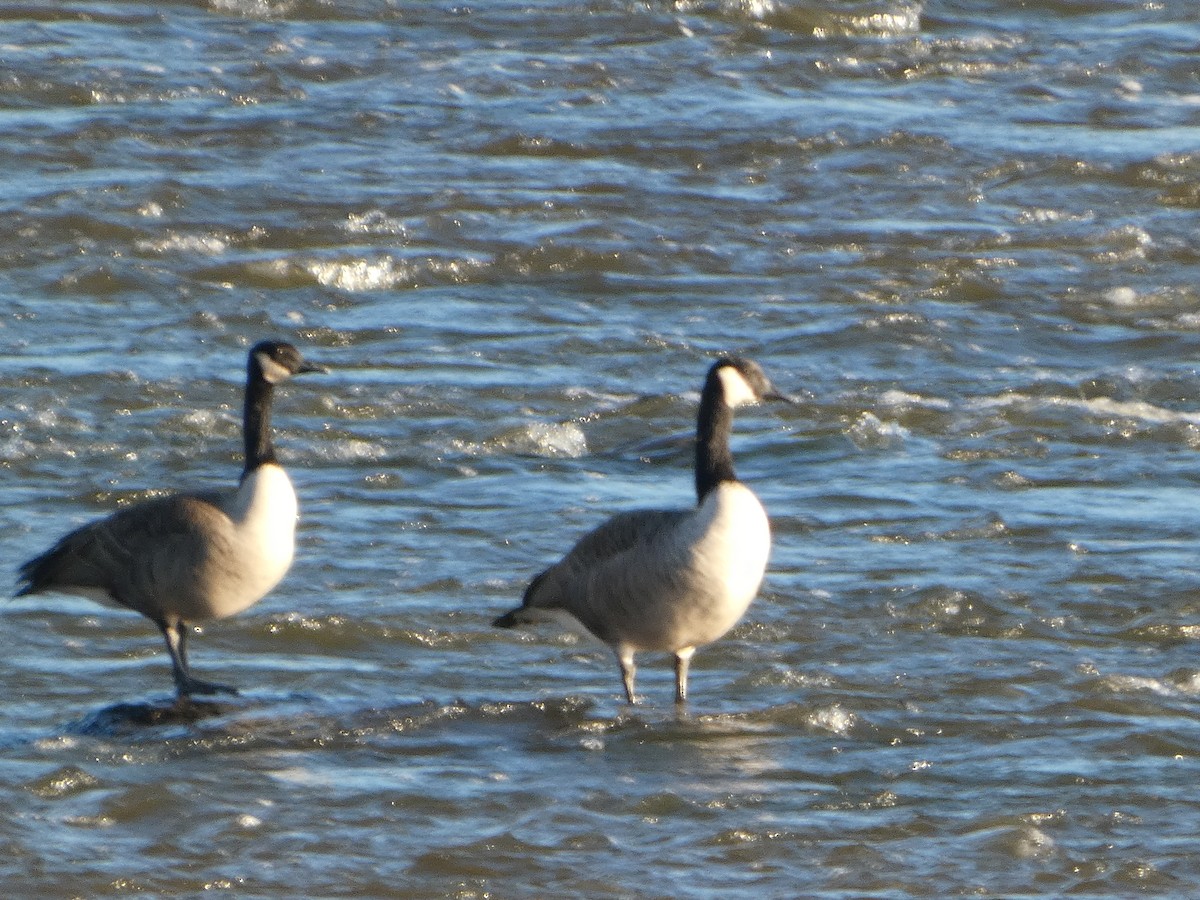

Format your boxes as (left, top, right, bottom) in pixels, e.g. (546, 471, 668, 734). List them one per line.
(15, 340, 325, 698)
(494, 357, 792, 704)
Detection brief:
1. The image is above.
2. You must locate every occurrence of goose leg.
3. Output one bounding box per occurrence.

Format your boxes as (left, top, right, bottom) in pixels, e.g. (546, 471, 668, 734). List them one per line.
(159, 621, 237, 697)
(617, 647, 637, 704)
(674, 647, 695, 704)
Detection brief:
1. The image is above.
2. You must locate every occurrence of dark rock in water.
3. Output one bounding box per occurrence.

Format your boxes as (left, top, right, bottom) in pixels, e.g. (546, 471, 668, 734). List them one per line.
(73, 698, 227, 735)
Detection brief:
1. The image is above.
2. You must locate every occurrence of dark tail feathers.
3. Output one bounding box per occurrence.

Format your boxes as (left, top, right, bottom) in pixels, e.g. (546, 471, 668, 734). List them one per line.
(493, 568, 552, 628)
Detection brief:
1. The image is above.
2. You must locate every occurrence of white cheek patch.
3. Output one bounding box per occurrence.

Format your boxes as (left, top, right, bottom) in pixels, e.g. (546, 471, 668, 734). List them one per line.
(255, 352, 293, 384)
(717, 366, 758, 408)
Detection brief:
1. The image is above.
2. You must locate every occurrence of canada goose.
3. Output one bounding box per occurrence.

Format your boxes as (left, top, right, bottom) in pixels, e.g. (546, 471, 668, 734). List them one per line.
(15, 340, 325, 698)
(494, 357, 792, 704)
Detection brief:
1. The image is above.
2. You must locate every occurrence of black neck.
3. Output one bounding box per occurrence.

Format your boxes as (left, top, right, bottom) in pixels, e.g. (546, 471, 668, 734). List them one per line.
(694, 372, 737, 502)
(242, 367, 277, 478)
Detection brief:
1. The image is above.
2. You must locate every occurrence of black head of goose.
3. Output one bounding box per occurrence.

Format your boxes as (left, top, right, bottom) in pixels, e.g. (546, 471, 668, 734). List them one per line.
(15, 340, 325, 699)
(494, 356, 793, 704)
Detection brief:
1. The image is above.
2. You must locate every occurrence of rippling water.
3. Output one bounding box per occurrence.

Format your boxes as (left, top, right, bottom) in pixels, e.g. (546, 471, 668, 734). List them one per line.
(5, 0, 1200, 895)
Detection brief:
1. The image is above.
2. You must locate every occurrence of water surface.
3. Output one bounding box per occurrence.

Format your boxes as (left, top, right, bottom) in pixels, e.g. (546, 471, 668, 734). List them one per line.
(4, 0, 1200, 895)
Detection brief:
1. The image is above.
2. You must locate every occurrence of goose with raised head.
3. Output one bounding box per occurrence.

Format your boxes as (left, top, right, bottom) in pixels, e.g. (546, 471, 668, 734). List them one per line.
(15, 340, 325, 698)
(494, 357, 792, 704)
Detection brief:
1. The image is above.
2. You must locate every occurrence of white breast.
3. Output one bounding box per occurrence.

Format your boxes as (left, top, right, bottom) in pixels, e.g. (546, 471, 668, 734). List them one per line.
(683, 481, 771, 637)
(208, 463, 298, 619)
(613, 481, 771, 653)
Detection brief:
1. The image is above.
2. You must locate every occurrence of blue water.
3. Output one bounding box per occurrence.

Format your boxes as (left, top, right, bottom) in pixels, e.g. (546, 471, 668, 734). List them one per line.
(4, 0, 1200, 895)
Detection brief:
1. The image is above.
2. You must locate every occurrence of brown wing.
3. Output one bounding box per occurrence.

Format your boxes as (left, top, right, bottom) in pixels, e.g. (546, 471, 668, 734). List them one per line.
(16, 491, 231, 618)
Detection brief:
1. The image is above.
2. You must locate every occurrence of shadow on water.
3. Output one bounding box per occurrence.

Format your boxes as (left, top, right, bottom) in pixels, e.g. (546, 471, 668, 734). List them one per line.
(67, 693, 627, 747)
(55, 691, 842, 760)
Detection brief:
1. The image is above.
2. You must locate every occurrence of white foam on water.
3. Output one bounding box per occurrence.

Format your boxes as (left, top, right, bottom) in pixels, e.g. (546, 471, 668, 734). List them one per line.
(135, 233, 229, 255)
(973, 393, 1200, 427)
(848, 411, 909, 450)
(807, 703, 857, 736)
